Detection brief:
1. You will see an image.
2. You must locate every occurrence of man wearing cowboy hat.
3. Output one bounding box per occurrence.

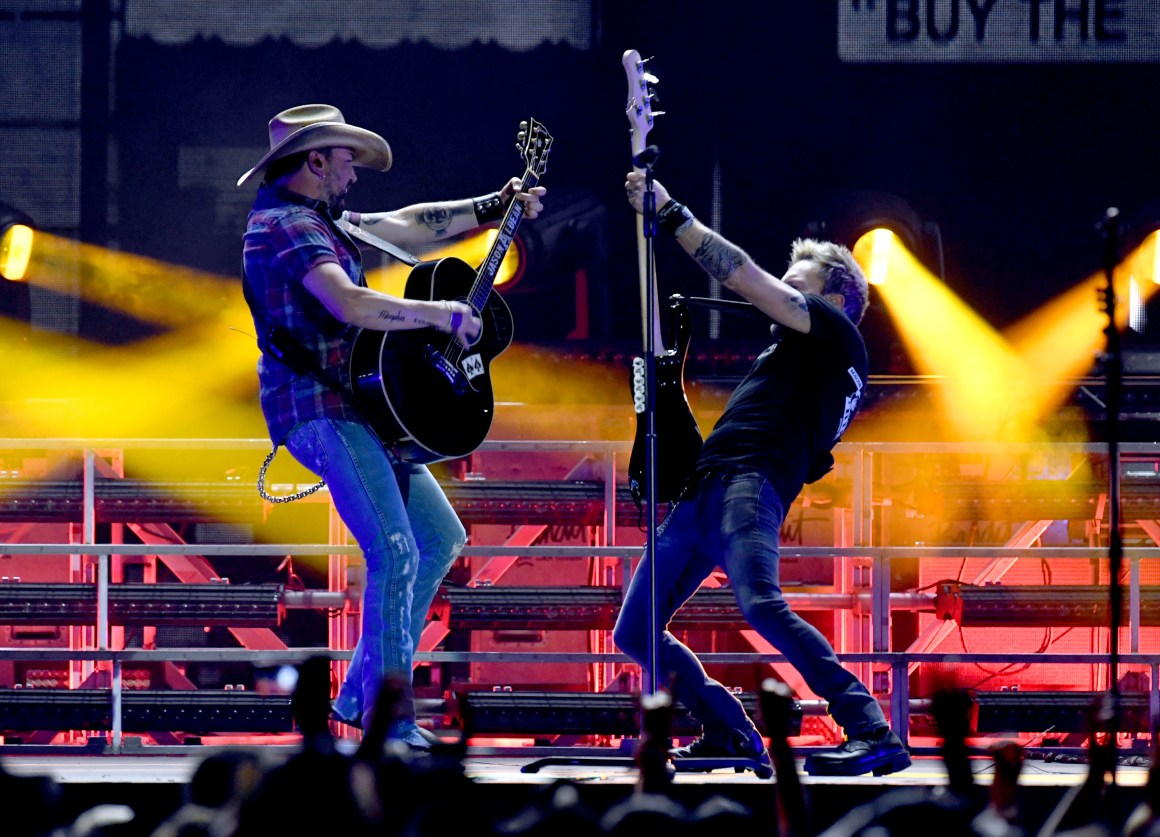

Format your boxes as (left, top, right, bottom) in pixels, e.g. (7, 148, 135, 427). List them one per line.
(239, 104, 546, 748)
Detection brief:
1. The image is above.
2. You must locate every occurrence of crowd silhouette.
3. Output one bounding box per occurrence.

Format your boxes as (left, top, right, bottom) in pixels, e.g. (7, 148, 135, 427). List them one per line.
(3, 657, 1159, 837)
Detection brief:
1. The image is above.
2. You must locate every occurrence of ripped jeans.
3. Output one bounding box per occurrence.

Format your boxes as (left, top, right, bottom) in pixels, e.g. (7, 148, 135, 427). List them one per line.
(285, 418, 466, 728)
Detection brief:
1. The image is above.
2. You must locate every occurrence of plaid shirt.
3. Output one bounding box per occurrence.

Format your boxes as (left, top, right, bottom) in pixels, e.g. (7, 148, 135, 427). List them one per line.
(243, 185, 365, 444)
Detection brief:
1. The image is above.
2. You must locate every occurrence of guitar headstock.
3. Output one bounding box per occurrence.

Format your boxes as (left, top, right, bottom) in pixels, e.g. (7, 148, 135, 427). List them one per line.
(623, 49, 660, 158)
(517, 118, 553, 178)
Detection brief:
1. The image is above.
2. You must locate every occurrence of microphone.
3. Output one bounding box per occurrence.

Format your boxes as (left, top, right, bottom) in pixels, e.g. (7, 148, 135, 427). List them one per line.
(633, 145, 660, 168)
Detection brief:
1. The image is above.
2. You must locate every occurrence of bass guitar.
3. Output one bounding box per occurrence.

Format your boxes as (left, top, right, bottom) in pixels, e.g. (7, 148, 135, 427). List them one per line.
(349, 119, 553, 463)
(622, 50, 703, 505)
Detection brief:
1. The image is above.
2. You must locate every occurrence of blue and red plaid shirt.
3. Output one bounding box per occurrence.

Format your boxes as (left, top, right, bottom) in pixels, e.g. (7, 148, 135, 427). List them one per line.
(243, 185, 365, 444)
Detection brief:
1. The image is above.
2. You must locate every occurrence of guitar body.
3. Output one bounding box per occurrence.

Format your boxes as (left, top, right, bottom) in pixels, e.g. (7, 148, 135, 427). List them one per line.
(349, 257, 514, 463)
(628, 299, 703, 504)
(347, 117, 550, 463)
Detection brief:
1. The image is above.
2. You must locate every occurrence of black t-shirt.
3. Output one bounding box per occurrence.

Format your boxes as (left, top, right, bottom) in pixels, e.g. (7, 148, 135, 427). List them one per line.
(694, 295, 869, 508)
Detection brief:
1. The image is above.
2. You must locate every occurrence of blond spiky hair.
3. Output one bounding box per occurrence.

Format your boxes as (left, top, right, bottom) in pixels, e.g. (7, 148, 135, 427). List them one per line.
(789, 238, 869, 324)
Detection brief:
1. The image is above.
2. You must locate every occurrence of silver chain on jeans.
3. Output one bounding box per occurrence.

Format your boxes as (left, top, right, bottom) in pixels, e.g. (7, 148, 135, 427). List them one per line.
(257, 445, 326, 503)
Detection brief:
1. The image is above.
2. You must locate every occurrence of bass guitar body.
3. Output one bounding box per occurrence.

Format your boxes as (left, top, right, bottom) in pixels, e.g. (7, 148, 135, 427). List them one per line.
(628, 299, 703, 505)
(349, 257, 514, 464)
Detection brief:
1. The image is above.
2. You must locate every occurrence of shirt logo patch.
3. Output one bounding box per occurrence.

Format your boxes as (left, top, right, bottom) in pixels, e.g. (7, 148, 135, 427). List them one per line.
(835, 366, 864, 440)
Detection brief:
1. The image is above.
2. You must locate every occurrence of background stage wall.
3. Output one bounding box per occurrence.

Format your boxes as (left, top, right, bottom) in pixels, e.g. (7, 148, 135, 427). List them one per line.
(4, 2, 1160, 368)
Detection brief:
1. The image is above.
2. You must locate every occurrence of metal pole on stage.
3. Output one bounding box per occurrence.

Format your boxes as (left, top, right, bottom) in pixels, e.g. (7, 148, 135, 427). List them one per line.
(638, 143, 662, 699)
(1098, 207, 1124, 785)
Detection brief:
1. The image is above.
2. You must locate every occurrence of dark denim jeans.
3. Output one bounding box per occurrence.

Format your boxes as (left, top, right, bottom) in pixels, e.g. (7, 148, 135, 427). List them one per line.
(613, 470, 886, 738)
(285, 418, 466, 730)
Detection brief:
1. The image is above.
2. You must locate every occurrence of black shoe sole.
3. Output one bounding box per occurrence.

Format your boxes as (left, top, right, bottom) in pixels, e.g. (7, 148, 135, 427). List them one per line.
(804, 748, 912, 778)
(673, 756, 773, 780)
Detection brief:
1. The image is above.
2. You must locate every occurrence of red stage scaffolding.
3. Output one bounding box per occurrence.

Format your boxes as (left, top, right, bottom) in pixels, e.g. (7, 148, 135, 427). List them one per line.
(0, 433, 1158, 754)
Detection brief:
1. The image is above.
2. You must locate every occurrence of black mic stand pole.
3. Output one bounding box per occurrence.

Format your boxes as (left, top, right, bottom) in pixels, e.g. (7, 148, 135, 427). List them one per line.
(1099, 207, 1123, 786)
(640, 146, 661, 699)
(518, 145, 665, 776)
(519, 145, 767, 778)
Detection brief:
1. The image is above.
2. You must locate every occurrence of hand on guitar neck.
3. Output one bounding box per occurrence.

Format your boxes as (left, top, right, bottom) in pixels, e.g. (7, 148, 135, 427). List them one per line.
(624, 171, 671, 218)
(498, 175, 547, 220)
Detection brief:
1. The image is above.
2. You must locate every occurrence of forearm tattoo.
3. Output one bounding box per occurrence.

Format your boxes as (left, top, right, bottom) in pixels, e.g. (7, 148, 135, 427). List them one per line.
(415, 204, 472, 236)
(376, 309, 406, 324)
(375, 308, 443, 329)
(691, 232, 747, 284)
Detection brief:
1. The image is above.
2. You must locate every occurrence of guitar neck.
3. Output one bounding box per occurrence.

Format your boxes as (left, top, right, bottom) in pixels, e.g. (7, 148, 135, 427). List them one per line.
(469, 169, 537, 312)
(631, 157, 666, 357)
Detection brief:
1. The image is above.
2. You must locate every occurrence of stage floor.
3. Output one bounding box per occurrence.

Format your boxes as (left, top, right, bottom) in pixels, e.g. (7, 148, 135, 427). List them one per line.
(2, 748, 1150, 835)
(0, 748, 1145, 786)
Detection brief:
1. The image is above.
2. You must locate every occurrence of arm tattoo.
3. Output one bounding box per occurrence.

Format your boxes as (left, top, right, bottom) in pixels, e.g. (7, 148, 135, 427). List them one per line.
(691, 232, 747, 284)
(416, 204, 472, 236)
(376, 309, 406, 324)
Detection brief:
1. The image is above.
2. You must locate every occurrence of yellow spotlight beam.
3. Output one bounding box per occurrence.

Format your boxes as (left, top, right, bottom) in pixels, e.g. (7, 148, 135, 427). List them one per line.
(854, 230, 1050, 442)
(24, 232, 239, 326)
(1004, 232, 1160, 413)
(1, 312, 263, 439)
(854, 228, 1160, 443)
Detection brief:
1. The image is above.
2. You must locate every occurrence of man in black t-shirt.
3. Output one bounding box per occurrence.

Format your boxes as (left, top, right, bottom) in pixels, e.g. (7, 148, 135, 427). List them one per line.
(614, 171, 911, 778)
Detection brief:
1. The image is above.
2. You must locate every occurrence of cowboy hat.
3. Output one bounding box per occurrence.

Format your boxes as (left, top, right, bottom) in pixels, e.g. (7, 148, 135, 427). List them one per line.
(237, 104, 392, 187)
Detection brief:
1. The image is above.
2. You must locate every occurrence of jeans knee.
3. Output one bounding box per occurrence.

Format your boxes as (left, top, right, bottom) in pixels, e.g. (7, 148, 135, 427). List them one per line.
(737, 592, 790, 628)
(612, 617, 646, 663)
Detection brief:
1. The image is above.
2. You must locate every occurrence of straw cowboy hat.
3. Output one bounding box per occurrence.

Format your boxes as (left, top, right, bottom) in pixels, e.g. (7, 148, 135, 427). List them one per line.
(237, 104, 392, 187)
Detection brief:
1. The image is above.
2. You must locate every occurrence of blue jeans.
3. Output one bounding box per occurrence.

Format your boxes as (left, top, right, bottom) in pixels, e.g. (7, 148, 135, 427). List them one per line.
(612, 470, 886, 738)
(285, 418, 466, 729)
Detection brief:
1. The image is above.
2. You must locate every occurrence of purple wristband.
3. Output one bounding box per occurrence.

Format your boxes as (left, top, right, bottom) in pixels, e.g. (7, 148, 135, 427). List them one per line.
(450, 310, 463, 333)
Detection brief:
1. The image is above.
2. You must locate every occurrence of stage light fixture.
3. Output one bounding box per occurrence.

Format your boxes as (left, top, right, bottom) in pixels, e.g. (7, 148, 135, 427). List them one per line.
(802, 190, 943, 285)
(1113, 205, 1160, 338)
(0, 200, 35, 281)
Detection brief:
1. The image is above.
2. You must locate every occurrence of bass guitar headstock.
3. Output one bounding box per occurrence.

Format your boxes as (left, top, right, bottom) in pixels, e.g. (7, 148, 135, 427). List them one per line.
(622, 49, 662, 159)
(517, 118, 553, 178)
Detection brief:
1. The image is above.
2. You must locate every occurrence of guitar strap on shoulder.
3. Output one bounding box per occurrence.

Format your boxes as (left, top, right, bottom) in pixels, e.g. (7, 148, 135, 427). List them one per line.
(334, 217, 422, 267)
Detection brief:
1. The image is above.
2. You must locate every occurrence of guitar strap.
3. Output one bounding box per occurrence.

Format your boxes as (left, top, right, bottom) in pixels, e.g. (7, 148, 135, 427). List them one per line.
(334, 217, 422, 266)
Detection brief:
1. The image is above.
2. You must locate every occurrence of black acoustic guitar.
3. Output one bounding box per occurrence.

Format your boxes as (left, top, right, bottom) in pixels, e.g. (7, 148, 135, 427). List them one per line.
(622, 50, 703, 505)
(349, 119, 553, 463)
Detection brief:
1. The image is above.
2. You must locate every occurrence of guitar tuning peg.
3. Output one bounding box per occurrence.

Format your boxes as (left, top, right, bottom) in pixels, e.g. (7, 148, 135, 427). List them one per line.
(520, 120, 528, 128)
(651, 110, 666, 118)
(643, 72, 659, 84)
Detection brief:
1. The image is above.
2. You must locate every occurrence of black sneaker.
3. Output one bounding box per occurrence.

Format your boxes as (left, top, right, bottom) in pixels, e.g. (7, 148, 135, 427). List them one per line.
(804, 727, 911, 777)
(671, 728, 773, 779)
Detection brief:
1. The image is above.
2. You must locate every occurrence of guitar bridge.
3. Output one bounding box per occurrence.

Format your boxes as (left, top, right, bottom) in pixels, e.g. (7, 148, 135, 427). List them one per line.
(423, 344, 469, 395)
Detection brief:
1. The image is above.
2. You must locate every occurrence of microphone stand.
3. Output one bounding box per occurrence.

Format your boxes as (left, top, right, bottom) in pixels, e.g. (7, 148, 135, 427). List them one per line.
(1098, 207, 1123, 786)
(520, 148, 767, 779)
(639, 146, 661, 698)
(519, 145, 668, 777)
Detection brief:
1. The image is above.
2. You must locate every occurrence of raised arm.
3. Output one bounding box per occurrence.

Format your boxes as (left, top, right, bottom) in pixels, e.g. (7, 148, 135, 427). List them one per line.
(347, 176, 547, 248)
(624, 172, 816, 333)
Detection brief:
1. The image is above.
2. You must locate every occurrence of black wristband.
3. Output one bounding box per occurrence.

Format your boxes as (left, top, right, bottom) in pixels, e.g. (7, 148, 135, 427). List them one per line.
(473, 192, 505, 224)
(657, 200, 695, 236)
